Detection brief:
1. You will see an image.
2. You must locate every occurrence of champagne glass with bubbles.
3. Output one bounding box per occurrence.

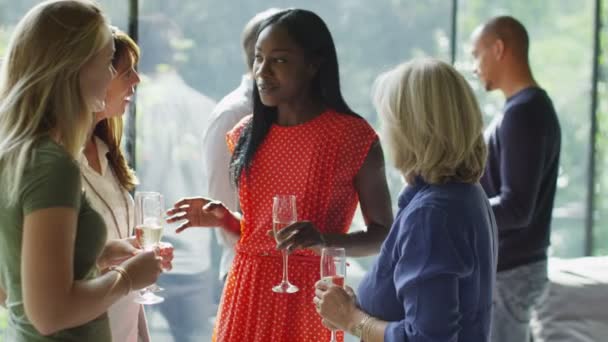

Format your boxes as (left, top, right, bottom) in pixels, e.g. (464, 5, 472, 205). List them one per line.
(321, 247, 346, 342)
(272, 194, 299, 294)
(133, 191, 164, 305)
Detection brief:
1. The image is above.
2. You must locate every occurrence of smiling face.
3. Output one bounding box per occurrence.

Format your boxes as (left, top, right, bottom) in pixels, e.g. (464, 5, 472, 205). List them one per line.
(253, 24, 317, 108)
(95, 50, 140, 121)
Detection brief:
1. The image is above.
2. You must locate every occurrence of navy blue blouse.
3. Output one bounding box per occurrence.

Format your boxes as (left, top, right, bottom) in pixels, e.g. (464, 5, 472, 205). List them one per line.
(357, 179, 498, 341)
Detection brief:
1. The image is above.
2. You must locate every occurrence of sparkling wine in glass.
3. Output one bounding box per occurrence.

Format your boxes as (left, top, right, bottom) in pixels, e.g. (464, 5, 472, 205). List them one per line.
(321, 247, 346, 342)
(133, 191, 165, 305)
(272, 194, 299, 294)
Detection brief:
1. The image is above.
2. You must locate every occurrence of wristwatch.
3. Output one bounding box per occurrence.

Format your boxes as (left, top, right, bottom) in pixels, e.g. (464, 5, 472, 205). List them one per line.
(351, 314, 371, 338)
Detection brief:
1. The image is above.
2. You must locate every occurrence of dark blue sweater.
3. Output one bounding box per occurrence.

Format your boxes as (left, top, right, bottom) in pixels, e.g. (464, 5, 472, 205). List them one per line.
(480, 87, 561, 272)
(357, 179, 498, 341)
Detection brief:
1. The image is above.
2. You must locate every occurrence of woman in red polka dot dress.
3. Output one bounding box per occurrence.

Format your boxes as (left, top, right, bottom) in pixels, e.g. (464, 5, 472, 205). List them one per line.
(167, 9, 393, 342)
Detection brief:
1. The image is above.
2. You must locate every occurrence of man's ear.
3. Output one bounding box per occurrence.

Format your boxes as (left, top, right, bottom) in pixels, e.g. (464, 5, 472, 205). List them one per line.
(493, 39, 505, 60)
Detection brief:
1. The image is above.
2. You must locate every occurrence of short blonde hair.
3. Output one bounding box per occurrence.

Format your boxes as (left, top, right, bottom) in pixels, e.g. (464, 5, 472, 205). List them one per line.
(373, 58, 487, 185)
(0, 0, 110, 204)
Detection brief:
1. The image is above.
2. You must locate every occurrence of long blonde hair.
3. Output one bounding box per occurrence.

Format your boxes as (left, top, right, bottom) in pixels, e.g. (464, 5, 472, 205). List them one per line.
(373, 58, 487, 185)
(0, 0, 110, 204)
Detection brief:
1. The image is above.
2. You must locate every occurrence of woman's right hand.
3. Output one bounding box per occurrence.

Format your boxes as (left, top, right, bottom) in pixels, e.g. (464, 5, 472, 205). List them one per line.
(121, 250, 163, 291)
(166, 196, 230, 233)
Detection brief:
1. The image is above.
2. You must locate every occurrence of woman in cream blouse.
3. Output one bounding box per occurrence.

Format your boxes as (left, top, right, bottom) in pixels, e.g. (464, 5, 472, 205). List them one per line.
(80, 27, 148, 342)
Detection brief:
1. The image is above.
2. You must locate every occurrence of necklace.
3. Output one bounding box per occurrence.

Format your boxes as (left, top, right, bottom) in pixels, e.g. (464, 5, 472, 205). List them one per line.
(82, 169, 131, 239)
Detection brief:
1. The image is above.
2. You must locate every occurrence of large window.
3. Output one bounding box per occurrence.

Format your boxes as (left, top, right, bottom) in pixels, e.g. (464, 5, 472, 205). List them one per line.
(134, 1, 452, 340)
(455, 0, 596, 257)
(0, 1, 604, 341)
(593, 0, 608, 254)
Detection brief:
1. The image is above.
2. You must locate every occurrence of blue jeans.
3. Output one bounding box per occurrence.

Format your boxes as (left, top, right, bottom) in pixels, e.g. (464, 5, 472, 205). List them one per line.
(146, 271, 216, 342)
(491, 260, 549, 342)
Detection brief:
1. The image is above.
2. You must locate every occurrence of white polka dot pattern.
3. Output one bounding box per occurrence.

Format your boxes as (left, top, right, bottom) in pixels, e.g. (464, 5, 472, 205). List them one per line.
(213, 110, 378, 342)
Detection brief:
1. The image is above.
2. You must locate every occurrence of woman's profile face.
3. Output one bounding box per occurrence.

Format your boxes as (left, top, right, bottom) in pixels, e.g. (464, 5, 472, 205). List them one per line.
(96, 52, 140, 121)
(253, 24, 317, 108)
(80, 28, 116, 113)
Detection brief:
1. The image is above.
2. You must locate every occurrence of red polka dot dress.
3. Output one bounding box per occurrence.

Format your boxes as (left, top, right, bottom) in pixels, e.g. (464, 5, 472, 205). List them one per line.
(213, 109, 378, 342)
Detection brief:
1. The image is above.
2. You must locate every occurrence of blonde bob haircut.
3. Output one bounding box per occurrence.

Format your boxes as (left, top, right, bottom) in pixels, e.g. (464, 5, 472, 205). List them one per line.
(373, 58, 487, 185)
(0, 0, 110, 204)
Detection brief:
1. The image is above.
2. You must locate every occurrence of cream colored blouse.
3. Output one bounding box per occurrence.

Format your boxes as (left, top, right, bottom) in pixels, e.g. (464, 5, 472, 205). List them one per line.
(79, 137, 149, 342)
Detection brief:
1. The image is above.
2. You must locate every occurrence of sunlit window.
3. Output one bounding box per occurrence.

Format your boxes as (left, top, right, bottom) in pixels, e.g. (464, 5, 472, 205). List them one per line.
(0, 1, 604, 341)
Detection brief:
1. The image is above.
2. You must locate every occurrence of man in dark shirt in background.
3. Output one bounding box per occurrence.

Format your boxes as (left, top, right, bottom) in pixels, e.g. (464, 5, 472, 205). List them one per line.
(471, 16, 561, 342)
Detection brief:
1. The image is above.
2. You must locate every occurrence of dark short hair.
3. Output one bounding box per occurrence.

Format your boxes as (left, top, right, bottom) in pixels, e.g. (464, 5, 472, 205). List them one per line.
(482, 16, 529, 60)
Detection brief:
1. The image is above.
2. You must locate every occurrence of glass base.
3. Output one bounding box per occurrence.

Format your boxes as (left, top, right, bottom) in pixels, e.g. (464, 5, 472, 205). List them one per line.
(272, 281, 299, 294)
(148, 284, 164, 293)
(134, 291, 164, 305)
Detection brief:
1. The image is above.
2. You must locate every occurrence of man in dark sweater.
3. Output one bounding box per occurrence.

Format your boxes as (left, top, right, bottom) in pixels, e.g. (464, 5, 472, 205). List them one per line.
(471, 16, 561, 342)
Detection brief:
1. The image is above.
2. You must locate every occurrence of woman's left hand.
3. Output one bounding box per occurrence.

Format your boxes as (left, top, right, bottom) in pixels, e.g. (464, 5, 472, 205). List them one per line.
(313, 281, 358, 331)
(97, 237, 141, 270)
(274, 221, 325, 253)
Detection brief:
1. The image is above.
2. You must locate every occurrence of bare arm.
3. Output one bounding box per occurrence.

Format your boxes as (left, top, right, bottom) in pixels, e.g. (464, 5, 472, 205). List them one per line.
(323, 140, 393, 256)
(276, 141, 393, 257)
(22, 207, 160, 335)
(324, 141, 393, 256)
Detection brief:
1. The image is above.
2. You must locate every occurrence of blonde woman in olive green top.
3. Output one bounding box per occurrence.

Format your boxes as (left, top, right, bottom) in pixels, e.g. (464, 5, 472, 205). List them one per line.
(0, 1, 166, 341)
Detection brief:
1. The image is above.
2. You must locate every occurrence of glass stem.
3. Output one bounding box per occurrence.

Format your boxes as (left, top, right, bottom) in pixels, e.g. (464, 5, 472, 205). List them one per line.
(330, 330, 337, 342)
(281, 250, 289, 283)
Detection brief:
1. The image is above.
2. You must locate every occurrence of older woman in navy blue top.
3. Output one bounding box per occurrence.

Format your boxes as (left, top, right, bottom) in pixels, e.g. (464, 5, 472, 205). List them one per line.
(314, 58, 498, 342)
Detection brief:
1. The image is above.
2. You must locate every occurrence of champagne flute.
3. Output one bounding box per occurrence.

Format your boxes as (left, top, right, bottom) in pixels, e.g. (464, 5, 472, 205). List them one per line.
(272, 194, 299, 294)
(133, 191, 164, 305)
(320, 247, 346, 342)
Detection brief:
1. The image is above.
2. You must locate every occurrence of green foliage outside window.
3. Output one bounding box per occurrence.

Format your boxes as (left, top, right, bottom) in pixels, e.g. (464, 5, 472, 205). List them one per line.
(0, 0, 606, 339)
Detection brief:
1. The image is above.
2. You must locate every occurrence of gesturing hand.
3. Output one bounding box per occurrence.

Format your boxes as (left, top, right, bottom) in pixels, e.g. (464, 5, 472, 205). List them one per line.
(165, 197, 230, 233)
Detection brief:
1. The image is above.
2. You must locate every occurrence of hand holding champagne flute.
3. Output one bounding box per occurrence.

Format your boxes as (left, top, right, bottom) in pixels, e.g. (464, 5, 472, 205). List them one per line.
(320, 247, 346, 342)
(133, 191, 165, 305)
(272, 194, 299, 294)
